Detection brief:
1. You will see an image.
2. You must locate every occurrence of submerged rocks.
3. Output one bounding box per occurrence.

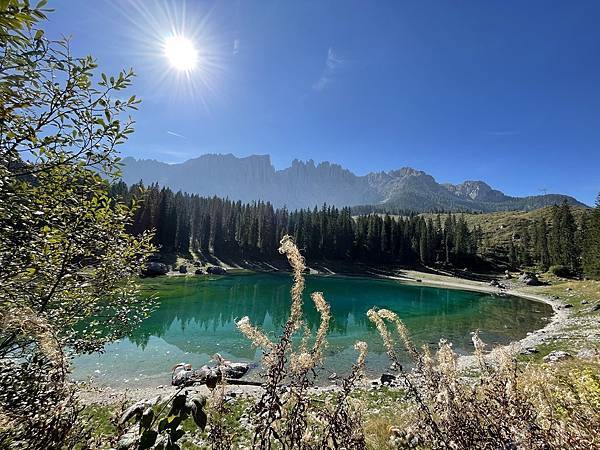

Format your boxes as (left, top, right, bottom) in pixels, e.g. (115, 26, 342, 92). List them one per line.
(543, 351, 572, 363)
(142, 261, 169, 277)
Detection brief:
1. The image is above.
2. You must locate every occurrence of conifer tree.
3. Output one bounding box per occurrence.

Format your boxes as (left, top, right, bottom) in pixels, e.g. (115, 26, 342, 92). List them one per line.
(582, 194, 600, 280)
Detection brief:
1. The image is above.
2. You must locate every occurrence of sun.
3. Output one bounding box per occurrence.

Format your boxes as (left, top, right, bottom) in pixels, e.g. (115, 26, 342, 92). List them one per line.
(164, 35, 198, 72)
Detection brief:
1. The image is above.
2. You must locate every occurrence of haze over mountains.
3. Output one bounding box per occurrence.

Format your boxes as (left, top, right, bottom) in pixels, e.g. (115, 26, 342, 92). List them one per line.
(121, 154, 586, 212)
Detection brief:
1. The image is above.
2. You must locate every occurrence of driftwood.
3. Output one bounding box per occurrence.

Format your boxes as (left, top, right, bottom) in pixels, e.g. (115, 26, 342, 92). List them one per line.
(220, 378, 263, 387)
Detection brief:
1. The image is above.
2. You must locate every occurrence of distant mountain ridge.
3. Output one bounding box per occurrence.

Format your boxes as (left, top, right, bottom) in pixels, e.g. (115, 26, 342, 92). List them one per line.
(120, 154, 586, 212)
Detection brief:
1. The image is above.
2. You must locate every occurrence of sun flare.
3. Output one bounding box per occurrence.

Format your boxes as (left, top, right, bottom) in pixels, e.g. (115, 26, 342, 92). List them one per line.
(164, 35, 198, 72)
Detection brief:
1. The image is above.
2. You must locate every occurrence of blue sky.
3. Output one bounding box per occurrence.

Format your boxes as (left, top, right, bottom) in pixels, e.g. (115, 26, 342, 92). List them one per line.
(47, 1, 599, 204)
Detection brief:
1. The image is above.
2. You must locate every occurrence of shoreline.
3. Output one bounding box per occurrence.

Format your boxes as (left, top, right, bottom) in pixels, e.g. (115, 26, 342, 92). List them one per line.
(77, 268, 573, 405)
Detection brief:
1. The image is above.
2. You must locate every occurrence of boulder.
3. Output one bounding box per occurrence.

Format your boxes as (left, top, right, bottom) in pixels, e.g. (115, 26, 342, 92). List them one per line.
(519, 272, 541, 286)
(207, 266, 227, 275)
(222, 362, 250, 379)
(543, 351, 572, 363)
(142, 262, 169, 277)
(490, 280, 499, 287)
(380, 373, 396, 385)
(520, 347, 539, 355)
(179, 265, 188, 274)
(194, 268, 206, 275)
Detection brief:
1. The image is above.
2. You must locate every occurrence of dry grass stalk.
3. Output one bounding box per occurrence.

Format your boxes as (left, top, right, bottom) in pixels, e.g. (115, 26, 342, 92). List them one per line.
(369, 309, 599, 449)
(232, 235, 367, 450)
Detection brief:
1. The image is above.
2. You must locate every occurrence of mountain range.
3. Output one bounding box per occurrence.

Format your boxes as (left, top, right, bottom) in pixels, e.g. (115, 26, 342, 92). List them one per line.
(120, 154, 586, 212)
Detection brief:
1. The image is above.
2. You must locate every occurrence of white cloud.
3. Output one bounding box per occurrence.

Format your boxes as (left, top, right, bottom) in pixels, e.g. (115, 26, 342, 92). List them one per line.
(167, 130, 186, 139)
(313, 47, 345, 92)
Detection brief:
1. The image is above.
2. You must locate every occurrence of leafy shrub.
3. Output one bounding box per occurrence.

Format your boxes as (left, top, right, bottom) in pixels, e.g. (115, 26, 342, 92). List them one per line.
(549, 265, 573, 278)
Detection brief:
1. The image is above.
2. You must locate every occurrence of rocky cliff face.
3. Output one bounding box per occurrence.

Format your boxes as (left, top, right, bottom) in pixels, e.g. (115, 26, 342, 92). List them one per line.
(444, 181, 507, 202)
(120, 154, 586, 212)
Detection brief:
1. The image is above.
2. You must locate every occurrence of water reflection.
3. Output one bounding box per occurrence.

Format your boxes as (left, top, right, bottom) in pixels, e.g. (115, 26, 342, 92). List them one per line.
(73, 274, 552, 386)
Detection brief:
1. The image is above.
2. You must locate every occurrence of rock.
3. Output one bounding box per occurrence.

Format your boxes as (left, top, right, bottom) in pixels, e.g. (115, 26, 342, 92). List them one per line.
(207, 266, 227, 275)
(518, 272, 541, 286)
(179, 265, 188, 274)
(142, 261, 169, 277)
(520, 347, 539, 355)
(490, 280, 499, 287)
(222, 362, 250, 379)
(504, 270, 512, 279)
(563, 303, 573, 308)
(194, 268, 205, 275)
(328, 372, 337, 380)
(380, 373, 396, 385)
(581, 300, 588, 305)
(577, 348, 599, 359)
(592, 303, 600, 312)
(543, 351, 572, 363)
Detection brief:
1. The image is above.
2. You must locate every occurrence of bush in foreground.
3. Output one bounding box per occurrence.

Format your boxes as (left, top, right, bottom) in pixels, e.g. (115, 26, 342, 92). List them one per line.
(368, 309, 599, 449)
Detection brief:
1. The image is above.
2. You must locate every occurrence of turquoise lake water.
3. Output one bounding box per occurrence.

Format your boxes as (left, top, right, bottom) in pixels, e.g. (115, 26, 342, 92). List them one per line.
(72, 273, 552, 387)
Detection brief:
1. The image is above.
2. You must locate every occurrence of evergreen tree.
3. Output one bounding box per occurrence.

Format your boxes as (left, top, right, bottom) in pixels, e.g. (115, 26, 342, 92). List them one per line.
(582, 194, 600, 279)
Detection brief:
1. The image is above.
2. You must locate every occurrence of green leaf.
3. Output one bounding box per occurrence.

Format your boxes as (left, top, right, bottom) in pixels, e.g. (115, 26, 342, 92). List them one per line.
(140, 407, 154, 428)
(138, 429, 157, 450)
(169, 428, 185, 443)
(157, 418, 169, 433)
(34, 29, 44, 40)
(191, 405, 207, 431)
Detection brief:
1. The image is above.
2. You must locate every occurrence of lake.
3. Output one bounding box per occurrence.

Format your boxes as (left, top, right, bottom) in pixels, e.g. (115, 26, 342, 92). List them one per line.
(72, 273, 552, 387)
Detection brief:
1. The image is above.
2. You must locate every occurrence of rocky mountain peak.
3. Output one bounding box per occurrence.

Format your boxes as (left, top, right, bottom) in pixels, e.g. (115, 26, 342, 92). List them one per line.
(120, 153, 586, 212)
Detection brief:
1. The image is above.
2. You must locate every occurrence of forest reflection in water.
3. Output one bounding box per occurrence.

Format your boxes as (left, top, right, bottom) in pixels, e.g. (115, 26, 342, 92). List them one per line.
(72, 273, 552, 387)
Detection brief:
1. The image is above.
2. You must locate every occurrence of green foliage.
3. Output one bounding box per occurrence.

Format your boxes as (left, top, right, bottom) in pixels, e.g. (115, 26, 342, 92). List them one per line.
(112, 181, 481, 267)
(116, 391, 207, 450)
(0, 2, 154, 448)
(582, 195, 600, 280)
(549, 265, 572, 278)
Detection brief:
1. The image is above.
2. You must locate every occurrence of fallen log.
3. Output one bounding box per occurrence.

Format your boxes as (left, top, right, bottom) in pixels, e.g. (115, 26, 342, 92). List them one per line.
(222, 378, 263, 387)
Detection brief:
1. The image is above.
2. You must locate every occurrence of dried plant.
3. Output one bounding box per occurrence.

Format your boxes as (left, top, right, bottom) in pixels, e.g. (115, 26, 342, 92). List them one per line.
(234, 235, 367, 450)
(368, 309, 600, 449)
